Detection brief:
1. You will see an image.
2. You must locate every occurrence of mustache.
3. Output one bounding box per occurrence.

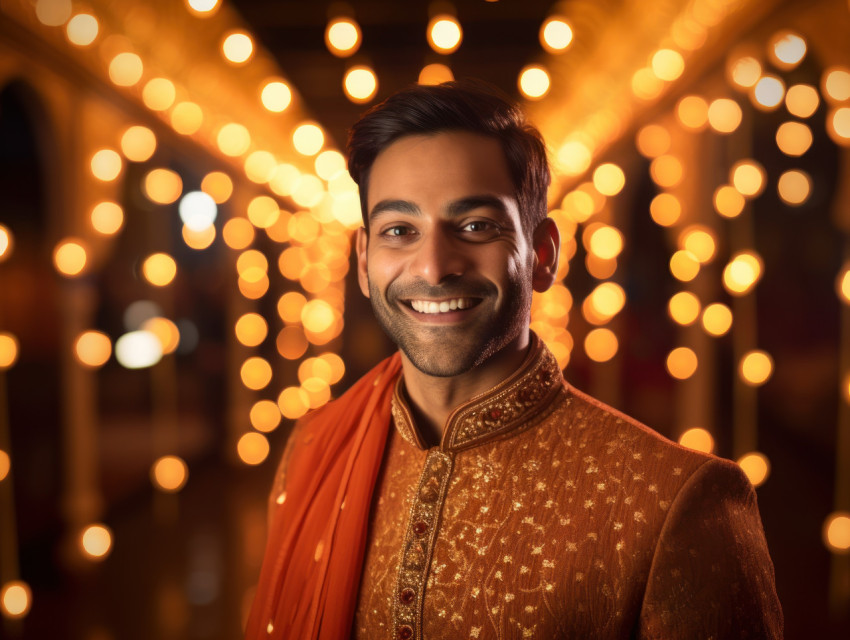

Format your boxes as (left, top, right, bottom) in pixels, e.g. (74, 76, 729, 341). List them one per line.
(386, 277, 496, 302)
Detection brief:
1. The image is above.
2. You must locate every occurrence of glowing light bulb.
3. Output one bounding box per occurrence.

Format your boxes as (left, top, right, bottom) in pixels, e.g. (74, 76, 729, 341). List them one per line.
(120, 126, 156, 162)
(109, 52, 143, 87)
(419, 63, 454, 85)
(1, 580, 32, 618)
(679, 428, 714, 453)
(740, 350, 773, 386)
(201, 172, 233, 204)
(261, 79, 292, 112)
(753, 75, 785, 110)
(142, 253, 177, 287)
(668, 292, 701, 326)
(701, 303, 733, 336)
(777, 170, 811, 206)
(53, 239, 87, 276)
(428, 15, 462, 54)
(592, 163, 625, 196)
(769, 31, 806, 70)
(518, 66, 551, 100)
(650, 193, 681, 227)
(666, 347, 698, 379)
(222, 31, 253, 64)
(90, 149, 122, 181)
(823, 512, 850, 553)
(823, 67, 850, 102)
(325, 17, 361, 57)
(729, 56, 761, 89)
(144, 168, 183, 204)
(250, 400, 281, 433)
(584, 328, 618, 363)
(730, 160, 766, 198)
(80, 524, 113, 560)
(540, 17, 573, 53)
(293, 123, 324, 156)
(0, 333, 19, 370)
(238, 432, 270, 465)
(737, 452, 770, 487)
(66, 13, 98, 46)
(722, 251, 763, 296)
(651, 49, 685, 81)
(115, 331, 163, 369)
(170, 102, 203, 135)
(636, 124, 670, 158)
(74, 331, 112, 368)
(344, 66, 378, 103)
(143, 78, 176, 111)
(707, 98, 742, 134)
(785, 84, 819, 118)
(217, 123, 251, 157)
(151, 455, 188, 492)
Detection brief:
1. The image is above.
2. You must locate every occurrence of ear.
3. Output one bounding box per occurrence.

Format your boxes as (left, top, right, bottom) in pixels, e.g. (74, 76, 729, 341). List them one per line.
(355, 227, 371, 298)
(531, 217, 560, 293)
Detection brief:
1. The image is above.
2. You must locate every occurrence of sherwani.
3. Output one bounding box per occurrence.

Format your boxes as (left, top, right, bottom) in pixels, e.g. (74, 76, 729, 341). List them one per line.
(349, 338, 782, 639)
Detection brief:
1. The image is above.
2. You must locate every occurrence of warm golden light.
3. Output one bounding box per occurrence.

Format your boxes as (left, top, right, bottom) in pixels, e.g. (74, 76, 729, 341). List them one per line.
(182, 224, 215, 250)
(631, 67, 664, 101)
(540, 17, 573, 53)
(303, 377, 331, 409)
(823, 512, 850, 553)
(419, 63, 454, 85)
(679, 427, 714, 453)
(0, 224, 12, 262)
(0, 450, 9, 482)
(244, 150, 277, 184)
(650, 193, 681, 227)
(584, 328, 618, 363)
(707, 98, 742, 134)
(237, 250, 268, 284)
(636, 124, 670, 158)
(769, 31, 806, 69)
(753, 75, 785, 110)
(427, 15, 462, 54)
(837, 265, 850, 304)
(90, 201, 124, 235)
(151, 455, 188, 492)
(775, 122, 812, 156)
(144, 168, 183, 204)
(53, 239, 87, 276)
(737, 452, 770, 487)
(777, 170, 811, 206)
(238, 274, 270, 300)
(325, 17, 361, 56)
(723, 251, 763, 295)
(246, 196, 279, 229)
(222, 31, 254, 64)
(108, 52, 143, 87)
(66, 13, 98, 46)
(829, 107, 850, 145)
(823, 67, 850, 102)
(120, 126, 156, 162)
(170, 102, 203, 135)
(729, 56, 761, 89)
(315, 150, 346, 181)
(241, 357, 273, 390)
(74, 331, 112, 368)
(291, 175, 325, 208)
(344, 66, 378, 103)
(676, 95, 708, 130)
(250, 400, 281, 433)
(80, 524, 113, 560)
(319, 352, 346, 384)
(114, 331, 162, 369)
(650, 155, 683, 188)
(0, 333, 19, 370)
(702, 303, 733, 336)
(556, 141, 593, 176)
(141, 317, 180, 354)
(277, 326, 309, 360)
(35, 0, 71, 26)
(142, 253, 177, 287)
(713, 185, 745, 218)
(217, 123, 251, 157)
(1, 580, 32, 619)
(651, 49, 685, 81)
(730, 160, 766, 197)
(293, 123, 324, 156)
(740, 350, 773, 386)
(679, 226, 716, 263)
(592, 163, 625, 196)
(278, 291, 308, 324)
(588, 225, 623, 260)
(667, 347, 698, 379)
(278, 386, 311, 420)
(222, 218, 254, 250)
(143, 78, 176, 111)
(518, 66, 551, 100)
(301, 299, 336, 333)
(261, 79, 292, 113)
(670, 250, 700, 282)
(237, 432, 270, 465)
(197, 173, 230, 206)
(588, 282, 626, 320)
(186, 0, 221, 12)
(235, 313, 268, 347)
(90, 149, 122, 181)
(785, 84, 820, 118)
(668, 292, 701, 326)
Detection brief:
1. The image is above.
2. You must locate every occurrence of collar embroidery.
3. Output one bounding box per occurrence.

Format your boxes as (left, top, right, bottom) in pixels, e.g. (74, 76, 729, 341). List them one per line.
(390, 334, 565, 452)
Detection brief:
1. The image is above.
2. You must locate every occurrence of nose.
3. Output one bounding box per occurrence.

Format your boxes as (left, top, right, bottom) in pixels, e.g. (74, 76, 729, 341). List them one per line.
(407, 226, 468, 285)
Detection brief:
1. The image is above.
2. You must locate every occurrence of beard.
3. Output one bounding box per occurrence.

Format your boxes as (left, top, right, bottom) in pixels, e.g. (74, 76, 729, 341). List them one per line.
(367, 271, 532, 377)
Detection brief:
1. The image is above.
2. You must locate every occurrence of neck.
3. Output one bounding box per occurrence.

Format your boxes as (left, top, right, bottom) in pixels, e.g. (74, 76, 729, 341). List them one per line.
(399, 331, 532, 447)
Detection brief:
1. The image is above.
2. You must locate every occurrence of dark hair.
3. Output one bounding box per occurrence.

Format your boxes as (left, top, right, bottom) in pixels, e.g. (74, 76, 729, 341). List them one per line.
(346, 80, 550, 234)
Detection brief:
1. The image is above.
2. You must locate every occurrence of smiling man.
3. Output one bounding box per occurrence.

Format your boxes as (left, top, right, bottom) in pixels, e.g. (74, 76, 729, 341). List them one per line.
(246, 81, 782, 640)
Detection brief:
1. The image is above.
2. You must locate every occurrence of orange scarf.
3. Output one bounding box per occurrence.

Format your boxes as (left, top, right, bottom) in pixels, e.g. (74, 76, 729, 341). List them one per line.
(245, 353, 402, 639)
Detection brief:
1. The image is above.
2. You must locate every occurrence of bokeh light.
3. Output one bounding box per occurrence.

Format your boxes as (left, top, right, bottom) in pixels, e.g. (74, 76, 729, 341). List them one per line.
(235, 313, 268, 347)
(182, 224, 216, 250)
(701, 303, 733, 336)
(827, 107, 850, 145)
(668, 291, 701, 326)
(592, 163, 625, 196)
(1, 580, 32, 619)
(344, 66, 378, 103)
(35, 0, 71, 26)
(293, 123, 324, 156)
(650, 155, 684, 188)
(222, 31, 253, 64)
(53, 239, 87, 277)
(737, 452, 770, 487)
(144, 168, 183, 204)
(217, 123, 251, 157)
(823, 512, 850, 553)
(170, 102, 203, 135)
(723, 251, 763, 295)
(666, 347, 698, 379)
(713, 185, 745, 218)
(278, 386, 310, 420)
(179, 191, 217, 231)
(518, 65, 551, 100)
(223, 218, 255, 250)
(753, 75, 785, 110)
(776, 122, 813, 156)
(707, 98, 743, 134)
(729, 55, 761, 89)
(90, 149, 122, 181)
(261, 79, 292, 112)
(90, 201, 124, 235)
(80, 524, 113, 560)
(0, 224, 12, 262)
(201, 172, 233, 204)
(241, 357, 273, 390)
(237, 432, 270, 465)
(823, 67, 850, 102)
(636, 124, 670, 158)
(777, 170, 811, 206)
(66, 13, 99, 46)
(247, 196, 280, 229)
(142, 253, 177, 287)
(679, 427, 714, 453)
(427, 15, 462, 54)
(676, 95, 708, 130)
(669, 250, 700, 282)
(419, 63, 454, 85)
(114, 331, 163, 369)
(325, 17, 361, 57)
(151, 455, 188, 492)
(651, 49, 685, 81)
(587, 225, 623, 259)
(250, 400, 281, 433)
(730, 160, 766, 198)
(650, 193, 681, 227)
(540, 17, 573, 53)
(276, 326, 309, 360)
(0, 450, 9, 482)
(584, 328, 618, 363)
(108, 52, 143, 87)
(74, 331, 112, 368)
(679, 225, 716, 264)
(769, 31, 807, 69)
(120, 126, 156, 162)
(740, 350, 774, 386)
(244, 150, 277, 184)
(143, 78, 176, 111)
(785, 84, 820, 118)
(0, 332, 20, 370)
(141, 317, 180, 354)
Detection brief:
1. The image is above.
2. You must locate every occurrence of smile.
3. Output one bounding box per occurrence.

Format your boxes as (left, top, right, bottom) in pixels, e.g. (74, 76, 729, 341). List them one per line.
(408, 298, 480, 314)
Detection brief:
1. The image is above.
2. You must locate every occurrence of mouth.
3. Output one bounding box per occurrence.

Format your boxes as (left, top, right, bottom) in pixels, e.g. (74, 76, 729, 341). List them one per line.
(406, 297, 482, 315)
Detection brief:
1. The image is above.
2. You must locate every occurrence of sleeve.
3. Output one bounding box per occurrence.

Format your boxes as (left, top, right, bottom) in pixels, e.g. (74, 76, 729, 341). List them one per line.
(637, 457, 783, 639)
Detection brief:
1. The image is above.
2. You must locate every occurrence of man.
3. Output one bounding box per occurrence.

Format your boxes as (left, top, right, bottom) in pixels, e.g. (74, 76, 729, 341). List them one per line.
(246, 81, 782, 639)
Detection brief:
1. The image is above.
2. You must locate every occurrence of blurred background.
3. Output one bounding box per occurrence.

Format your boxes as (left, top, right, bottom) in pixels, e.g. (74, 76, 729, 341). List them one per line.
(0, 0, 848, 637)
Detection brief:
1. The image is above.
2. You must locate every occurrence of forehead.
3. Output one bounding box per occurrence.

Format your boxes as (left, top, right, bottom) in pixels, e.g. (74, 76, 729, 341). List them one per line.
(367, 131, 516, 210)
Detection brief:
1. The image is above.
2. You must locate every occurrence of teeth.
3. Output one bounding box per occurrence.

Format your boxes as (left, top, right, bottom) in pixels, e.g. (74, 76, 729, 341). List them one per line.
(410, 298, 474, 314)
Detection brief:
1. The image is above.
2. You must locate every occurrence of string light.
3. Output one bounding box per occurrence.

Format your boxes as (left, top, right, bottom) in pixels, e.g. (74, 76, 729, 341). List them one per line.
(679, 428, 714, 453)
(120, 126, 156, 162)
(222, 31, 254, 64)
(728, 56, 761, 89)
(540, 17, 573, 53)
(114, 330, 162, 369)
(170, 102, 203, 135)
(74, 331, 112, 368)
(707, 98, 742, 133)
(419, 63, 454, 85)
(0, 224, 12, 262)
(201, 172, 233, 204)
(325, 17, 361, 57)
(592, 164, 625, 196)
(427, 15, 462, 54)
(636, 124, 671, 158)
(823, 512, 850, 553)
(143, 78, 176, 111)
(1, 581, 32, 619)
(237, 432, 270, 465)
(584, 328, 618, 362)
(343, 66, 378, 103)
(776, 122, 813, 156)
(144, 168, 183, 204)
(293, 123, 324, 156)
(244, 151, 277, 184)
(518, 65, 551, 100)
(701, 303, 733, 337)
(651, 49, 685, 81)
(223, 218, 255, 250)
(668, 292, 701, 326)
(666, 347, 698, 379)
(0, 332, 19, 370)
(182, 224, 216, 250)
(151, 455, 188, 492)
(730, 160, 766, 198)
(66, 13, 98, 46)
(90, 149, 122, 181)
(108, 52, 143, 87)
(650, 193, 681, 227)
(53, 239, 87, 277)
(752, 75, 785, 110)
(0, 450, 9, 482)
(217, 123, 251, 157)
(740, 350, 774, 386)
(142, 253, 177, 287)
(823, 67, 850, 102)
(786, 84, 820, 118)
(713, 185, 745, 218)
(250, 400, 282, 433)
(80, 524, 113, 560)
(828, 107, 850, 145)
(261, 79, 292, 112)
(768, 31, 807, 70)
(777, 170, 811, 206)
(676, 95, 709, 130)
(35, 0, 71, 26)
(737, 452, 770, 487)
(235, 313, 268, 347)
(723, 251, 763, 295)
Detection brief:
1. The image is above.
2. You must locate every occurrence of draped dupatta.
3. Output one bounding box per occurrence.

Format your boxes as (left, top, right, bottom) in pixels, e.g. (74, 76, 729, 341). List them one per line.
(245, 353, 402, 639)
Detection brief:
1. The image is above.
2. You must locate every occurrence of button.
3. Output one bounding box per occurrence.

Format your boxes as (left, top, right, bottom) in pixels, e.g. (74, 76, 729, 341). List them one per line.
(397, 625, 413, 639)
(412, 520, 428, 536)
(399, 587, 416, 604)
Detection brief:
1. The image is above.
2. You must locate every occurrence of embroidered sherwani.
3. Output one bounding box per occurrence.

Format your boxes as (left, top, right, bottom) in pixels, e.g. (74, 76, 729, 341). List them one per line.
(349, 338, 782, 639)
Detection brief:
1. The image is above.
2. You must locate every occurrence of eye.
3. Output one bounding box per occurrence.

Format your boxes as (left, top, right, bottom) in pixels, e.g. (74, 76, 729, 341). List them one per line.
(380, 225, 415, 237)
(460, 220, 501, 238)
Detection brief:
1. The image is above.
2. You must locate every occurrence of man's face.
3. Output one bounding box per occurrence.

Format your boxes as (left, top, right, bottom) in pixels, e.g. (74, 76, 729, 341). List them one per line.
(356, 131, 537, 377)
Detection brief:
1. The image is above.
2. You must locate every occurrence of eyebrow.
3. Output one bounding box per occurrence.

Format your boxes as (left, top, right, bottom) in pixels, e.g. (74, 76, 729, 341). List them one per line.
(368, 195, 509, 222)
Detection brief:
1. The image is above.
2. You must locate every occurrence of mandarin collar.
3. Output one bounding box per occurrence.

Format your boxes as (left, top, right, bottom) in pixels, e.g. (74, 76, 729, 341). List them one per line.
(390, 333, 565, 453)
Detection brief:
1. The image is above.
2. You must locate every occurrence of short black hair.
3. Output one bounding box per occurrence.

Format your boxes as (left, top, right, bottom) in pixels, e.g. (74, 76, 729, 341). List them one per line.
(346, 80, 550, 234)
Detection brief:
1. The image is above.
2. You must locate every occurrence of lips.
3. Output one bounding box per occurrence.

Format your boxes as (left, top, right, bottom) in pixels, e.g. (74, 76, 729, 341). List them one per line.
(409, 298, 480, 314)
